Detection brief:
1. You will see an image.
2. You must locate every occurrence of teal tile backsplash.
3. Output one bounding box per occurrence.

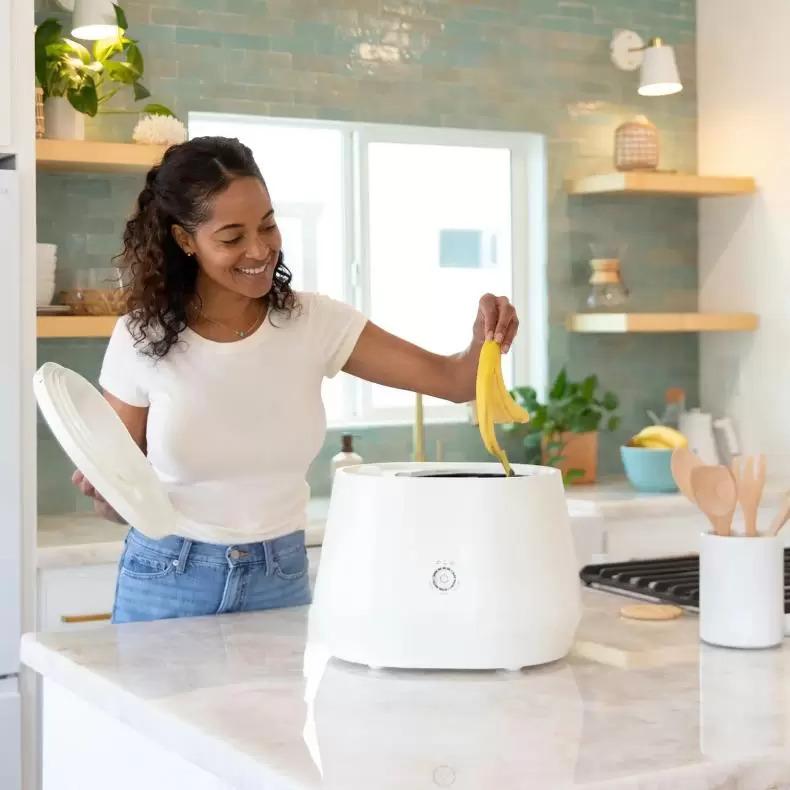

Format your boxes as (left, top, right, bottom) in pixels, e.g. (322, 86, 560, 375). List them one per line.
(35, 0, 698, 507)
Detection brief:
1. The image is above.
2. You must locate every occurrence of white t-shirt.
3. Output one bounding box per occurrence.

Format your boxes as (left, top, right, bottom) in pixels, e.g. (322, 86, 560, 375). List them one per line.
(99, 292, 368, 544)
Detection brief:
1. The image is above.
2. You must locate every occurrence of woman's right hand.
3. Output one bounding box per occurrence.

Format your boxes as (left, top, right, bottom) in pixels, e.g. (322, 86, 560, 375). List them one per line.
(71, 469, 126, 524)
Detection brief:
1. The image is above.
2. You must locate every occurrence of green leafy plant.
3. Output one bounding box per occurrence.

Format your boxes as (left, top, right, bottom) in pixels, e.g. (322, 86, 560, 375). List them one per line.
(504, 368, 620, 484)
(35, 5, 173, 117)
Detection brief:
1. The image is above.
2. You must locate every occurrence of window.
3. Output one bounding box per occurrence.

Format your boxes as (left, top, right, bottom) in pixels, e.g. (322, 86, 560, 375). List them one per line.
(189, 113, 547, 426)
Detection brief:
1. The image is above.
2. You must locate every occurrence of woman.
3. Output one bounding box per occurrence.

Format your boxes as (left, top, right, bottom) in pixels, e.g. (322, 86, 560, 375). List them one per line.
(74, 136, 520, 624)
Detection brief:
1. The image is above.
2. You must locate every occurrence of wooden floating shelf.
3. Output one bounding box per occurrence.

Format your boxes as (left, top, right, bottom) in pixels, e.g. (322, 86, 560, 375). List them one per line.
(37, 316, 117, 338)
(566, 172, 756, 197)
(36, 139, 167, 174)
(566, 313, 760, 334)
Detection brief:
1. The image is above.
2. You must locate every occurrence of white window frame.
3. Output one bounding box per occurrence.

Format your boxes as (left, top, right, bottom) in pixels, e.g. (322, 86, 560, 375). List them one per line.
(190, 112, 548, 428)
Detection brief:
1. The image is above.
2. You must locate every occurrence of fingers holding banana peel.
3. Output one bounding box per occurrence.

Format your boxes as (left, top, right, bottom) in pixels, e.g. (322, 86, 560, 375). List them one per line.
(476, 293, 520, 354)
(492, 298, 518, 354)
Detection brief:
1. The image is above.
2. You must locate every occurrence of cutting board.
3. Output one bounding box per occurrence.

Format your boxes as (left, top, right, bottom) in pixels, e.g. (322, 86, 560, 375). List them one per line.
(571, 589, 701, 669)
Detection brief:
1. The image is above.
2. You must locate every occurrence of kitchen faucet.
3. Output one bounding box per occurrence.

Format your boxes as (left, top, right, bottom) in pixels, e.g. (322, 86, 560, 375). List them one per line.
(413, 393, 425, 462)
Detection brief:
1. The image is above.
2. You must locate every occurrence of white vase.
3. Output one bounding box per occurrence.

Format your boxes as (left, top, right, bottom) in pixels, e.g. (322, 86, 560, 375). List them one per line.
(43, 97, 85, 141)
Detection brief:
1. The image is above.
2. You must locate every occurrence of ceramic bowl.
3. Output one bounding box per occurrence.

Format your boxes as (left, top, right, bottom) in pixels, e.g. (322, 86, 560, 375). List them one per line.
(620, 445, 678, 493)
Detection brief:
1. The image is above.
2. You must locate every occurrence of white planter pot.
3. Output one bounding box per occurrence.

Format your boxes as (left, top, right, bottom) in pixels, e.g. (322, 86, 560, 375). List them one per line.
(43, 97, 85, 141)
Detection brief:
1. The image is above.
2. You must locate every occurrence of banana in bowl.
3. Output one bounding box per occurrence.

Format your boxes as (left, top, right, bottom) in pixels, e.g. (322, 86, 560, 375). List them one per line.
(622, 425, 687, 492)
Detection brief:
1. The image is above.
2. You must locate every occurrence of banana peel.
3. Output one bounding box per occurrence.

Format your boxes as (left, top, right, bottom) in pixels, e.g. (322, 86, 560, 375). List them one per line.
(475, 340, 531, 476)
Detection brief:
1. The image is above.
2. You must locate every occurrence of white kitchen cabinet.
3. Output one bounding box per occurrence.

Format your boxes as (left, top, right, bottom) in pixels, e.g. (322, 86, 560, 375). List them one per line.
(603, 515, 703, 562)
(37, 548, 322, 633)
(37, 564, 118, 632)
(0, 678, 21, 790)
(43, 681, 229, 790)
(598, 508, 790, 564)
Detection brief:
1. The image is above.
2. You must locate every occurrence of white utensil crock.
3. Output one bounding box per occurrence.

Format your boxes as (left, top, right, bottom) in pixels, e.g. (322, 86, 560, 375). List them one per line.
(700, 531, 784, 649)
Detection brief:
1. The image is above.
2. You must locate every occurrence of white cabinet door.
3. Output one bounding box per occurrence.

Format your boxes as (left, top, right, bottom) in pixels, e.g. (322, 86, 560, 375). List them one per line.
(38, 565, 119, 632)
(602, 508, 790, 563)
(37, 551, 320, 633)
(0, 170, 21, 675)
(0, 678, 21, 790)
(43, 681, 227, 790)
(604, 515, 705, 562)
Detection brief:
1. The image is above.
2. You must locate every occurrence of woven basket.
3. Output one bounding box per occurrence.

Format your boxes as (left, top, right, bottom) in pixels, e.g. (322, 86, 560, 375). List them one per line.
(60, 287, 129, 316)
(614, 115, 659, 171)
(35, 86, 45, 139)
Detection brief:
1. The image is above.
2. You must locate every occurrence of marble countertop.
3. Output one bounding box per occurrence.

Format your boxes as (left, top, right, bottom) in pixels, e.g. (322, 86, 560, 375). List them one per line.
(21, 586, 790, 789)
(566, 476, 787, 520)
(38, 514, 129, 569)
(37, 499, 331, 569)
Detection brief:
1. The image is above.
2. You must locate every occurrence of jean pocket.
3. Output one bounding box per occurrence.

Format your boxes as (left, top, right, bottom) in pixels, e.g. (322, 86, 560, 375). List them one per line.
(120, 545, 176, 580)
(273, 546, 308, 580)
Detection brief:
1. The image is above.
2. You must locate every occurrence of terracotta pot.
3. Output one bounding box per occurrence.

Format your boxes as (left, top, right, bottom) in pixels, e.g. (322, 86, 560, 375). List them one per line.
(542, 431, 598, 485)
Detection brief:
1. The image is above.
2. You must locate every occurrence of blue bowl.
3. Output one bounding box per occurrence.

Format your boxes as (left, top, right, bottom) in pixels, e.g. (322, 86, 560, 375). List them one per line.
(620, 445, 678, 493)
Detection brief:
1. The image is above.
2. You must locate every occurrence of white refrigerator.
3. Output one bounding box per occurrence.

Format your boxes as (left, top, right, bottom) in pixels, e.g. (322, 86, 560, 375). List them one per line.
(0, 166, 24, 790)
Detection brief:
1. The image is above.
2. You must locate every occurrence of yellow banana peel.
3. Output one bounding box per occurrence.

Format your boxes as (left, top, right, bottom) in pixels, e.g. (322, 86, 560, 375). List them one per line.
(475, 340, 531, 476)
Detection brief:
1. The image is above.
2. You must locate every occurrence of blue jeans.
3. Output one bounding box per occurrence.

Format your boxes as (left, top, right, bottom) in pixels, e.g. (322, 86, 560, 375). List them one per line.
(112, 527, 312, 624)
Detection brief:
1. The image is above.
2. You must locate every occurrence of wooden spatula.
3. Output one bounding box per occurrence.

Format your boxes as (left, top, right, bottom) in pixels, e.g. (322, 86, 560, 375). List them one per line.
(731, 454, 766, 536)
(671, 447, 704, 504)
(691, 465, 738, 537)
(771, 492, 790, 536)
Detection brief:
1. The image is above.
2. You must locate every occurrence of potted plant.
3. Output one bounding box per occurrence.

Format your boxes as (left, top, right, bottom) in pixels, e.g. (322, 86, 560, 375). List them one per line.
(505, 369, 620, 485)
(35, 5, 173, 140)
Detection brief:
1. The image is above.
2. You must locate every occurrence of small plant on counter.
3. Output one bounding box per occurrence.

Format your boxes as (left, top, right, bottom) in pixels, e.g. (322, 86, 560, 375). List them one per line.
(505, 368, 620, 484)
(34, 5, 174, 118)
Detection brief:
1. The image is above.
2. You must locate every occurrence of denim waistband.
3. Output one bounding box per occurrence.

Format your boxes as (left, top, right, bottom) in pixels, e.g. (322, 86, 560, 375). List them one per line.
(126, 526, 306, 565)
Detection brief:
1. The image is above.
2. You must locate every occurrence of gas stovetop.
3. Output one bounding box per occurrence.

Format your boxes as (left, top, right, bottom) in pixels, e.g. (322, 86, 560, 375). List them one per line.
(579, 551, 790, 613)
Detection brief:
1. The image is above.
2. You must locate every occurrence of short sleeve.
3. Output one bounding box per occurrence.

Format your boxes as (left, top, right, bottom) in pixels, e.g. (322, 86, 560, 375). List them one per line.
(307, 294, 368, 378)
(98, 317, 151, 407)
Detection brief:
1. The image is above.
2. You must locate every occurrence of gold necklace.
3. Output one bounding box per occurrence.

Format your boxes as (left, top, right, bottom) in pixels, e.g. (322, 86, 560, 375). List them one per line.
(195, 302, 265, 339)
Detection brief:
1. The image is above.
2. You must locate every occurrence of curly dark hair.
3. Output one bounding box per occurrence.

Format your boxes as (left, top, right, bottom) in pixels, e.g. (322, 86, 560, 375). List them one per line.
(120, 136, 297, 358)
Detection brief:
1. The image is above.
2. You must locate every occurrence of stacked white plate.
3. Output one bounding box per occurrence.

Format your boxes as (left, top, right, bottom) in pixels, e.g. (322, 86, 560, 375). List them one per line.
(36, 243, 57, 306)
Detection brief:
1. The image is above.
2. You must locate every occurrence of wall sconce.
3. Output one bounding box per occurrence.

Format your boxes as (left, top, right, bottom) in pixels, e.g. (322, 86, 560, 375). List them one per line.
(610, 30, 682, 97)
(53, 0, 122, 41)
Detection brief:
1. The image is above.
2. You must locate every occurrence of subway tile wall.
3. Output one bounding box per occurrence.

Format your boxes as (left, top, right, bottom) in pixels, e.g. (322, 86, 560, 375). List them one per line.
(36, 0, 697, 508)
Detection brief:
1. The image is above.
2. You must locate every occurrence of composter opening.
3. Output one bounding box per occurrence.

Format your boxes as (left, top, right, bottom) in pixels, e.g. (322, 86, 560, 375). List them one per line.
(396, 470, 524, 479)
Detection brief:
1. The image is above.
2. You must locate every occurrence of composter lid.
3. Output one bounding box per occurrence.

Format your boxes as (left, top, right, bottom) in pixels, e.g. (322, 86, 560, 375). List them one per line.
(33, 362, 175, 537)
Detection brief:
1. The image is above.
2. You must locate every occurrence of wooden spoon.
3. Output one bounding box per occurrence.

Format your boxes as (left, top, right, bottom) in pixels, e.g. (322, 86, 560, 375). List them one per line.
(731, 454, 767, 537)
(691, 465, 738, 537)
(671, 447, 704, 504)
(770, 492, 790, 536)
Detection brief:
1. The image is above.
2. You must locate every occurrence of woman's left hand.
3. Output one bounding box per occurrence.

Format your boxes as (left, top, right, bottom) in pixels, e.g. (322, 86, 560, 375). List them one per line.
(472, 293, 520, 354)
